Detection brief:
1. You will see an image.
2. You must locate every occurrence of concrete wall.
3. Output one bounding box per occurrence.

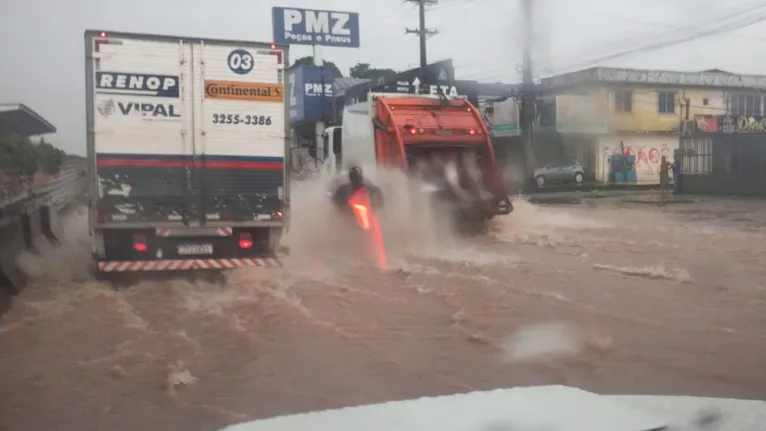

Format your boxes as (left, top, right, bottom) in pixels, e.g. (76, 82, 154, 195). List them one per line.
(0, 166, 86, 297)
(589, 86, 725, 133)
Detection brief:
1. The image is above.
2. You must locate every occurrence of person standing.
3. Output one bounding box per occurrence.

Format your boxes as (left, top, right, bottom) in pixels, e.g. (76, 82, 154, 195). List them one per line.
(659, 156, 672, 199)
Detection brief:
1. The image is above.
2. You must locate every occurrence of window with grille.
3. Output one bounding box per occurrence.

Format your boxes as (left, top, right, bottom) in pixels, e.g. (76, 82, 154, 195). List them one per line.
(614, 89, 632, 113)
(728, 94, 763, 116)
(658, 91, 676, 114)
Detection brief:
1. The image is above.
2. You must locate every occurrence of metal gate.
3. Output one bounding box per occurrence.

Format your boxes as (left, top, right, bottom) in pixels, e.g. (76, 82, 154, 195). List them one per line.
(680, 134, 766, 196)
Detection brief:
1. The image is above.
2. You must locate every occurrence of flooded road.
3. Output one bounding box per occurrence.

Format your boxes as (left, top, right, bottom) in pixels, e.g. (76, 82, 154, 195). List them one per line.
(1, 195, 766, 431)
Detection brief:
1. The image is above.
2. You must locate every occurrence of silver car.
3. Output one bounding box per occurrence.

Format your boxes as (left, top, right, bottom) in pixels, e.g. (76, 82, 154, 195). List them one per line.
(533, 160, 585, 188)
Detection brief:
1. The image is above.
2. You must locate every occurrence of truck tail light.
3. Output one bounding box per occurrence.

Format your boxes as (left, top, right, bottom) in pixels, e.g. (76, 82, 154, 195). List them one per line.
(468, 129, 477, 135)
(133, 235, 148, 252)
(238, 232, 253, 249)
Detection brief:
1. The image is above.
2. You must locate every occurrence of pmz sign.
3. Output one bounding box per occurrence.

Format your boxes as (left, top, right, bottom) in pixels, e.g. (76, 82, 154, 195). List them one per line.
(272, 7, 360, 47)
(305, 83, 332, 97)
(288, 65, 334, 123)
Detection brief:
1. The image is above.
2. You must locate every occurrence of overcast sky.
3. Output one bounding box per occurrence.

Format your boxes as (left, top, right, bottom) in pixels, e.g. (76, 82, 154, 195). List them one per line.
(2, 0, 766, 155)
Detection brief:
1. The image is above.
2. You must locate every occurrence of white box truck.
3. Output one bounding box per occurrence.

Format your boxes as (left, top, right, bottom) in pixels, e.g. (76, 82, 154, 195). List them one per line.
(84, 30, 289, 274)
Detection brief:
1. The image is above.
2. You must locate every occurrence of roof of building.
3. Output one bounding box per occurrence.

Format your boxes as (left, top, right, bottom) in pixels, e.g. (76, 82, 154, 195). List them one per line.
(333, 77, 371, 97)
(540, 66, 766, 92)
(0, 103, 56, 136)
(476, 82, 520, 100)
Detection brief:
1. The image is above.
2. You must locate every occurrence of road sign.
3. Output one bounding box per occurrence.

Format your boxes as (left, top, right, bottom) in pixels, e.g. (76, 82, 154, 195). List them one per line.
(272, 7, 360, 47)
(342, 59, 456, 104)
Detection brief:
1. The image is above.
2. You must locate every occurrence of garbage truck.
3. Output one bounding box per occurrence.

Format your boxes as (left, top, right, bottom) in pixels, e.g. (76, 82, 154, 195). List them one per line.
(323, 92, 512, 226)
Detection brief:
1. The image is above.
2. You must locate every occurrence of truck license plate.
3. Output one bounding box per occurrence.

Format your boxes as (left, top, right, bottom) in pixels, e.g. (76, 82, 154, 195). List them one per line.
(177, 244, 213, 256)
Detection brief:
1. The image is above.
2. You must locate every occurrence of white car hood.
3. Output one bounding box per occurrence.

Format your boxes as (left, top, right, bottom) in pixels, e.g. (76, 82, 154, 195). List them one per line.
(219, 385, 766, 431)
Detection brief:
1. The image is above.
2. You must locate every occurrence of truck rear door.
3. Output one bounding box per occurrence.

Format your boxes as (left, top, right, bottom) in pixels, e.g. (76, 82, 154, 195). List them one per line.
(192, 42, 286, 224)
(90, 34, 195, 224)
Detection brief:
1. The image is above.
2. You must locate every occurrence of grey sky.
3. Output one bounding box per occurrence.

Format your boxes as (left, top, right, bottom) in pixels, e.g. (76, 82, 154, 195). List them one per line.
(2, 0, 766, 155)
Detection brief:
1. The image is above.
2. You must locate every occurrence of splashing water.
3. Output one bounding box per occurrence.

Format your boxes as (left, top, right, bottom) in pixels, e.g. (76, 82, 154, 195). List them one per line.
(284, 166, 469, 269)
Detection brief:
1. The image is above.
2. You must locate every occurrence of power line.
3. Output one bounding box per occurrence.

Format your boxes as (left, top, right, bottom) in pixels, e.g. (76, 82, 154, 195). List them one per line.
(363, 1, 412, 49)
(462, 7, 766, 84)
(405, 0, 439, 90)
(542, 0, 766, 72)
(538, 0, 766, 76)
(456, 0, 766, 83)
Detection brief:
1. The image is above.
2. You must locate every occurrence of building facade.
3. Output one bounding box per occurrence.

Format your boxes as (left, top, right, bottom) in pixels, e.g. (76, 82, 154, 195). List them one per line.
(538, 67, 766, 185)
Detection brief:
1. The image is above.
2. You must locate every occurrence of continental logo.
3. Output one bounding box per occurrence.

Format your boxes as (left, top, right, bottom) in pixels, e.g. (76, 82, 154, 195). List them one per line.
(204, 80, 284, 102)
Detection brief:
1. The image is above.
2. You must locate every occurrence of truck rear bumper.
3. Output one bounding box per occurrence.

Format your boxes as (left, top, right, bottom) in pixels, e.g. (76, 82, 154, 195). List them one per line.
(95, 256, 283, 272)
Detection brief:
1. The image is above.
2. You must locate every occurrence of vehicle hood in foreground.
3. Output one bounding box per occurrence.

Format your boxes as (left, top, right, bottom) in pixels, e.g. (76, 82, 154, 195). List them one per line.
(219, 385, 766, 431)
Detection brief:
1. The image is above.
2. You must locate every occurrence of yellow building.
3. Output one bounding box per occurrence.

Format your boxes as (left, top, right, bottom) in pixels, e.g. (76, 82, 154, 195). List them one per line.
(538, 67, 766, 185)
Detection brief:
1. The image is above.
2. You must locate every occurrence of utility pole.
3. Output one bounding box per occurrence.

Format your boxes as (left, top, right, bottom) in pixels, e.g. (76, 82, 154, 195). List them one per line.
(405, 0, 439, 93)
(520, 0, 537, 186)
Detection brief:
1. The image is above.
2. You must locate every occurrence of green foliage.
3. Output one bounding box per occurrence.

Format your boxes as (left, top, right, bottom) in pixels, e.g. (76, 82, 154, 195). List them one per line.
(37, 138, 65, 174)
(291, 56, 344, 78)
(349, 63, 397, 81)
(0, 134, 66, 178)
(0, 133, 38, 177)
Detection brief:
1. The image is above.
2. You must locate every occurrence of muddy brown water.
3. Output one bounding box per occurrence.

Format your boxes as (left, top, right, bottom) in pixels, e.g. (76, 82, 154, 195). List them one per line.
(1, 196, 765, 431)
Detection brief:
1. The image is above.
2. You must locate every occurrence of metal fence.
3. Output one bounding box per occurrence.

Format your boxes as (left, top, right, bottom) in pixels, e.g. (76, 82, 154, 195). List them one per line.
(680, 134, 766, 196)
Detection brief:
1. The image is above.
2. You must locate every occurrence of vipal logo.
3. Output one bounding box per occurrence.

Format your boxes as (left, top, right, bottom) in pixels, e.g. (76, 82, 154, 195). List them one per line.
(273, 7, 360, 48)
(97, 99, 115, 117)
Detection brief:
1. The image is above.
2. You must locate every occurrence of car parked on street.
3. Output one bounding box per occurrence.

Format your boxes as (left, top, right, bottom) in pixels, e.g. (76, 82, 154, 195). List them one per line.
(533, 160, 585, 188)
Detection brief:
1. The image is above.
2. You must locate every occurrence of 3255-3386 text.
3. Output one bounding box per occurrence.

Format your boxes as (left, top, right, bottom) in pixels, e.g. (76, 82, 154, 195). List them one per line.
(212, 114, 272, 125)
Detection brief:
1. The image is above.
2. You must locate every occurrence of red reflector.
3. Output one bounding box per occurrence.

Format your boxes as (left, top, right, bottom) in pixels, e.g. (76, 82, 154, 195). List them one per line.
(133, 235, 147, 252)
(270, 43, 276, 49)
(100, 32, 107, 37)
(238, 233, 253, 249)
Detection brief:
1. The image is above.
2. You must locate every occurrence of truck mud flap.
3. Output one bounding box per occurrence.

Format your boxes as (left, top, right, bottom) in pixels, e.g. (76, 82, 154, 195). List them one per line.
(96, 257, 283, 272)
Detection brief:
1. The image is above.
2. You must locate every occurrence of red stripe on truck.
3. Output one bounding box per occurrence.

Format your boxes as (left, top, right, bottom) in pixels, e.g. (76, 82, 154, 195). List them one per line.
(96, 158, 284, 170)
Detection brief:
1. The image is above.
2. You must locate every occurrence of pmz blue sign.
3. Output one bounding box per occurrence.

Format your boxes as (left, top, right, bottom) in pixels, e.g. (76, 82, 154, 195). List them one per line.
(288, 65, 334, 123)
(272, 7, 360, 48)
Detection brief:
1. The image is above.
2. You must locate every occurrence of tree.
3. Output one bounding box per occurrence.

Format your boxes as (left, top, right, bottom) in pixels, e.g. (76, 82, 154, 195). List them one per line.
(0, 134, 39, 177)
(0, 134, 66, 179)
(349, 63, 397, 81)
(291, 56, 344, 78)
(37, 138, 65, 174)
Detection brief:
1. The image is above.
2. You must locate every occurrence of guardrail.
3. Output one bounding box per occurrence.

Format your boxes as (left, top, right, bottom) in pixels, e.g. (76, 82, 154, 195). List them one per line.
(0, 160, 87, 296)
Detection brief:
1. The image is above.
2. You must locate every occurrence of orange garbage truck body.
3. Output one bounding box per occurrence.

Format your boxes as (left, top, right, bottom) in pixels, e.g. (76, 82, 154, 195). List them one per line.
(324, 93, 512, 223)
